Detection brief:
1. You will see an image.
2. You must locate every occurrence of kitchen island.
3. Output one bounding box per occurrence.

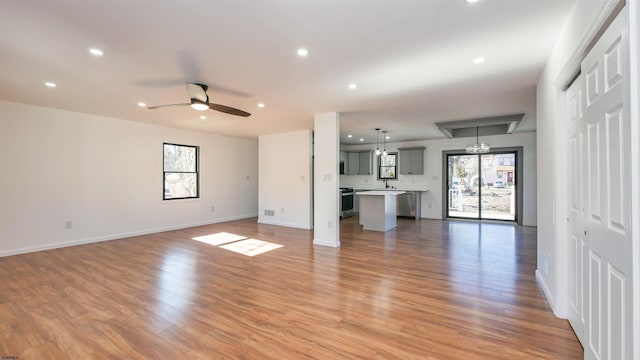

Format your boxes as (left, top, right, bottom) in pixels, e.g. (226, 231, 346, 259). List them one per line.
(356, 190, 405, 231)
(352, 188, 428, 220)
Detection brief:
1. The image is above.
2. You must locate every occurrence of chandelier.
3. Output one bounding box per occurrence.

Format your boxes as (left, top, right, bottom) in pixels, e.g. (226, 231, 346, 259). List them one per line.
(466, 126, 490, 154)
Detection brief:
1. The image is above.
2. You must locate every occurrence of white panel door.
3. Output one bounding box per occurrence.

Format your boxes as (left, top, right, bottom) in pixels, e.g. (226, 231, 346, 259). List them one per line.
(580, 10, 632, 360)
(566, 73, 586, 344)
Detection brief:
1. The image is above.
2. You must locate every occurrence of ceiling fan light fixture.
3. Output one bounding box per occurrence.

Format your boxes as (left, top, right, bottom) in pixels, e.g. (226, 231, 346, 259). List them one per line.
(190, 100, 209, 111)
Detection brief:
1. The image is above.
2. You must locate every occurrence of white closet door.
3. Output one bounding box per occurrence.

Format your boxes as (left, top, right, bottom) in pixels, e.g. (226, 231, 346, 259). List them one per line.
(566, 72, 586, 345)
(580, 9, 632, 360)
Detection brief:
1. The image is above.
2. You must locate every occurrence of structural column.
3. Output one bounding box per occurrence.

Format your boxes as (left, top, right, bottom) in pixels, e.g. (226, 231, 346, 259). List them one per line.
(313, 112, 340, 247)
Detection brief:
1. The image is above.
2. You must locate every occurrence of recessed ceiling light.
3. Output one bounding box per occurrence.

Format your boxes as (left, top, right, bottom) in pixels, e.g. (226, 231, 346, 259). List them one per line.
(137, 102, 146, 107)
(359, 138, 364, 142)
(257, 103, 265, 108)
(297, 48, 308, 57)
(465, 0, 480, 3)
(473, 57, 486, 64)
(89, 48, 104, 56)
(348, 83, 357, 90)
(347, 134, 353, 138)
(44, 82, 56, 88)
(386, 136, 390, 140)
(200, 115, 206, 120)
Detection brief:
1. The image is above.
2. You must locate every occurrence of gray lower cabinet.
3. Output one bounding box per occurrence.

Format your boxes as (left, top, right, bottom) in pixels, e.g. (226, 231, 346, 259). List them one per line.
(399, 147, 425, 175)
(353, 191, 360, 214)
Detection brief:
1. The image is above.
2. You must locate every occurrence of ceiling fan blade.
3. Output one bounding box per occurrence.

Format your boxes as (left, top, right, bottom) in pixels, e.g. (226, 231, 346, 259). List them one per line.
(186, 83, 208, 102)
(209, 103, 251, 117)
(147, 103, 190, 109)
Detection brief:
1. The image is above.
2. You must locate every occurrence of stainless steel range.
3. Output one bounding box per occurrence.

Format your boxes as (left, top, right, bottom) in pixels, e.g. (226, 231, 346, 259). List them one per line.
(339, 187, 354, 219)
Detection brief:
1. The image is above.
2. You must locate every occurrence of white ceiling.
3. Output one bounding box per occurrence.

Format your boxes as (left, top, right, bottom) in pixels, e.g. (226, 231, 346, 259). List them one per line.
(0, 0, 576, 144)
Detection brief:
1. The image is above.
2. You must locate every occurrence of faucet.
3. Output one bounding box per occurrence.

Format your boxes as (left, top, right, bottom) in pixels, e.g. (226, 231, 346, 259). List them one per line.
(385, 179, 390, 189)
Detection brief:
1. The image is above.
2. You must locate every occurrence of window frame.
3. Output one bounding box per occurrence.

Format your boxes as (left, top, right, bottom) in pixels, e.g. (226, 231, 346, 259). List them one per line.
(163, 142, 200, 201)
(377, 152, 398, 180)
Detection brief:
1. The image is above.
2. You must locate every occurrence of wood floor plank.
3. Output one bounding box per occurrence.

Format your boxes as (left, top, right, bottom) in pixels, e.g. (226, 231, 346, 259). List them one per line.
(0, 217, 582, 359)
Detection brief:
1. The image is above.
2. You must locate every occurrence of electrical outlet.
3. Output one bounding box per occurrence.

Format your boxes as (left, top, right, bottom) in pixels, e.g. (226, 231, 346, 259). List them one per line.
(211, 205, 215, 212)
(281, 208, 284, 214)
(246, 175, 250, 180)
(328, 221, 332, 228)
(428, 203, 432, 208)
(64, 221, 72, 229)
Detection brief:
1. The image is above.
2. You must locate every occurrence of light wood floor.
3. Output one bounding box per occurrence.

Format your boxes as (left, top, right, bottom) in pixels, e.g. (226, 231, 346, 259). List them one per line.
(0, 217, 582, 359)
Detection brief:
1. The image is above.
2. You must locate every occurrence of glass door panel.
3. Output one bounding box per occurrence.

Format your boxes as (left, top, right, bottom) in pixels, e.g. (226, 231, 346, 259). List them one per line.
(447, 152, 517, 222)
(479, 153, 516, 221)
(447, 154, 479, 219)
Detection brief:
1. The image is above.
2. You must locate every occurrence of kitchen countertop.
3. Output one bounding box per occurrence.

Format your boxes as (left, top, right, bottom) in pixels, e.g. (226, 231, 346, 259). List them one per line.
(351, 187, 429, 192)
(356, 190, 406, 196)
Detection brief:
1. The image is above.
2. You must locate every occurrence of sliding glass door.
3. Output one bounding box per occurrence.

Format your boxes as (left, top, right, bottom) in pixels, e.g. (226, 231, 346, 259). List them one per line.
(446, 152, 516, 221)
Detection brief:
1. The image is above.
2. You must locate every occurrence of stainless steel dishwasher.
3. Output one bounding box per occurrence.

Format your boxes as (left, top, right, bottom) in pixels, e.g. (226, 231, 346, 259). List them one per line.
(396, 191, 416, 217)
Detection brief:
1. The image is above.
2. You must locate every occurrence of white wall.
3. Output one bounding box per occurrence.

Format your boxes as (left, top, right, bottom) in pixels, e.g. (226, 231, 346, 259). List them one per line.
(258, 130, 312, 229)
(0, 100, 258, 256)
(536, 0, 614, 315)
(341, 131, 537, 226)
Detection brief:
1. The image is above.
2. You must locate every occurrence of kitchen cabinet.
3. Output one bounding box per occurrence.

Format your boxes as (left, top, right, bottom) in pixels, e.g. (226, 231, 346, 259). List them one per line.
(358, 151, 372, 175)
(399, 147, 425, 175)
(346, 151, 372, 175)
(347, 152, 360, 175)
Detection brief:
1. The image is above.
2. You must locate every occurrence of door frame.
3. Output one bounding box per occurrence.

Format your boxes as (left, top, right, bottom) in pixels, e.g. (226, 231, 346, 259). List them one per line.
(442, 146, 524, 225)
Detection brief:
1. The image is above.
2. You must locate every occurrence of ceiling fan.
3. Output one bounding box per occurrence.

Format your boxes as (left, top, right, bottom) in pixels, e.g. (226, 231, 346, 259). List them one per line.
(147, 83, 251, 117)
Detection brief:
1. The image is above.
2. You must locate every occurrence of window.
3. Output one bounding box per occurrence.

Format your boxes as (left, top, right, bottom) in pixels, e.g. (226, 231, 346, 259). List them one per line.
(163, 143, 199, 200)
(378, 152, 397, 180)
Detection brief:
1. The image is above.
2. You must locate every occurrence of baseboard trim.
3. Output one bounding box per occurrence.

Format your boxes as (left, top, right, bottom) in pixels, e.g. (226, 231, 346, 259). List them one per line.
(536, 269, 561, 317)
(257, 219, 312, 230)
(0, 214, 257, 258)
(312, 238, 340, 248)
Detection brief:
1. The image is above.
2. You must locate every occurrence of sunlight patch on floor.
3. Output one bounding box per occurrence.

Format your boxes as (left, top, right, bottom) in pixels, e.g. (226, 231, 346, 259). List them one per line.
(192, 232, 247, 246)
(191, 232, 283, 256)
(219, 239, 283, 257)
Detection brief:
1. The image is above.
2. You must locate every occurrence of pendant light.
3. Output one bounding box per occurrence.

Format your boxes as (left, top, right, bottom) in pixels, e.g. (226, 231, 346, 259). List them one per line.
(382, 130, 388, 156)
(375, 128, 381, 155)
(466, 126, 490, 154)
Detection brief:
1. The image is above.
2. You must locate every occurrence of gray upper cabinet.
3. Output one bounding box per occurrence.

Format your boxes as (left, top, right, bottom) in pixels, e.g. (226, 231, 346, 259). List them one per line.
(345, 151, 372, 175)
(399, 147, 425, 175)
(347, 152, 360, 175)
(358, 151, 372, 175)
